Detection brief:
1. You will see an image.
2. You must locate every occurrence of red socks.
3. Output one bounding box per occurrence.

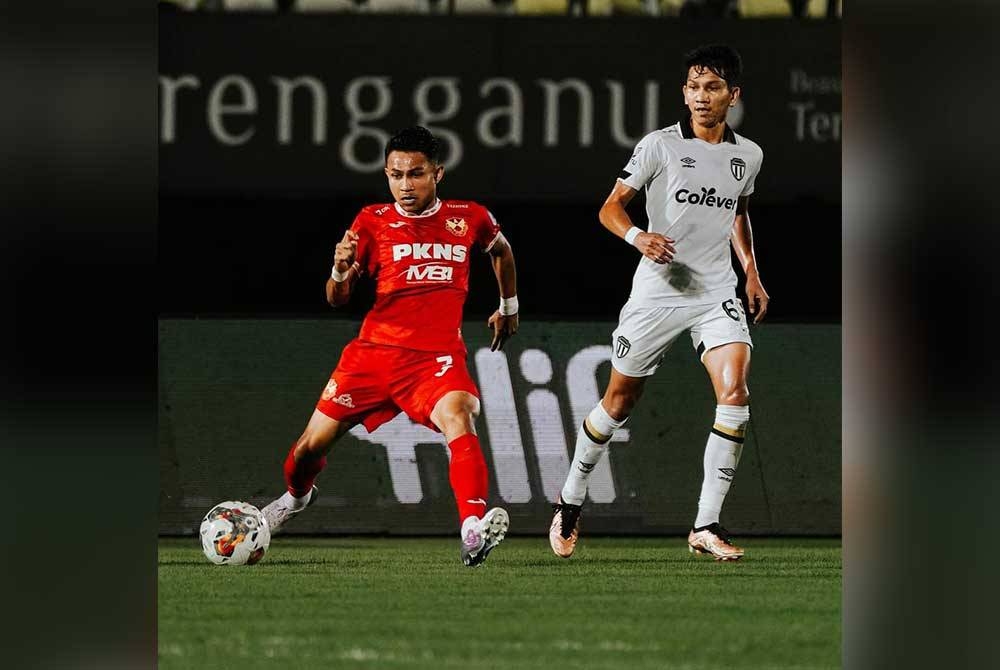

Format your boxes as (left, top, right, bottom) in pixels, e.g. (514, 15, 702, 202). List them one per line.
(283, 436, 486, 521)
(283, 443, 326, 497)
(447, 433, 489, 522)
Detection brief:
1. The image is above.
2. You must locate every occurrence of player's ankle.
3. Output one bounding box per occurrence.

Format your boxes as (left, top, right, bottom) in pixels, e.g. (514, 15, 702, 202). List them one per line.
(281, 490, 311, 510)
(460, 515, 480, 536)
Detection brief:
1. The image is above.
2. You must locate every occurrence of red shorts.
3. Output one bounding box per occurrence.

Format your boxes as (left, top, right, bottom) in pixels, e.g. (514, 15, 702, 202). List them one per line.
(315, 339, 480, 433)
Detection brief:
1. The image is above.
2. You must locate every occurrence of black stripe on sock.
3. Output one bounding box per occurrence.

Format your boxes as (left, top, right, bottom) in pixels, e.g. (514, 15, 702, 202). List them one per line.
(582, 421, 613, 445)
(711, 427, 745, 444)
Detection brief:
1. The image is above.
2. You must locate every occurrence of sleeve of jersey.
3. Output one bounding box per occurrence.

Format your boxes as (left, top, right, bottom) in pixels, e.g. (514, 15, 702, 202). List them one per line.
(478, 208, 502, 252)
(618, 132, 663, 191)
(741, 149, 763, 197)
(349, 213, 375, 276)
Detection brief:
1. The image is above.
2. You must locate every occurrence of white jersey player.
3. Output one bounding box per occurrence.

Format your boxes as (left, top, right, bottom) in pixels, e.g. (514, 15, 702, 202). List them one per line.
(550, 44, 770, 561)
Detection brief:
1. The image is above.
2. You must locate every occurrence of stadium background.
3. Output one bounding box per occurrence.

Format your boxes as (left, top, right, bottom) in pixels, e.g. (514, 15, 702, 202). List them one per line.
(158, 10, 840, 537)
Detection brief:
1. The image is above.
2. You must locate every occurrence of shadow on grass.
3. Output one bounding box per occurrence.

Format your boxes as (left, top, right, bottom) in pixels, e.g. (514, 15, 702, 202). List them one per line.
(159, 556, 360, 567)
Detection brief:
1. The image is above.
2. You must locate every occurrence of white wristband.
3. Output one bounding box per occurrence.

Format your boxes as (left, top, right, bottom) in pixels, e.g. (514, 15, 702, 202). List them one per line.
(330, 265, 350, 282)
(499, 295, 519, 316)
(623, 227, 642, 246)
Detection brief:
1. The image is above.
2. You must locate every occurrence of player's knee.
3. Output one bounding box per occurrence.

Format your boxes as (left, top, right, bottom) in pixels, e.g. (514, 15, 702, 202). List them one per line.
(452, 404, 480, 428)
(460, 394, 481, 421)
(434, 392, 479, 433)
(603, 388, 641, 420)
(441, 393, 479, 418)
(719, 387, 750, 406)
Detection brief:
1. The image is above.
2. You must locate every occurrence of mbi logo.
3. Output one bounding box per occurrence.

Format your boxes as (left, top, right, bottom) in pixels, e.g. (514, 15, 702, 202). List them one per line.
(674, 186, 737, 210)
(405, 263, 453, 282)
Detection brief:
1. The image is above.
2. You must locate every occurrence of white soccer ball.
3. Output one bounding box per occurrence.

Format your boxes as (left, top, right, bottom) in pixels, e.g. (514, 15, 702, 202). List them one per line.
(199, 501, 271, 565)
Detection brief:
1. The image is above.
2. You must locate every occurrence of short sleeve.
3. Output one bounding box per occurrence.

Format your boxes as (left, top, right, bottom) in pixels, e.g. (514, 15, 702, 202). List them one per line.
(476, 208, 502, 252)
(741, 150, 763, 197)
(618, 132, 665, 191)
(349, 212, 376, 276)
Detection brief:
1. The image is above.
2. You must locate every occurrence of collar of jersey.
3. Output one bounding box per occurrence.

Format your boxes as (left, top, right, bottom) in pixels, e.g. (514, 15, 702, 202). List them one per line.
(679, 114, 737, 144)
(394, 198, 442, 218)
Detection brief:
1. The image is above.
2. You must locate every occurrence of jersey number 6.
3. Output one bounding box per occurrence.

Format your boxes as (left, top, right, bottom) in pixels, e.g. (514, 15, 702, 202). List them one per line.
(722, 298, 743, 321)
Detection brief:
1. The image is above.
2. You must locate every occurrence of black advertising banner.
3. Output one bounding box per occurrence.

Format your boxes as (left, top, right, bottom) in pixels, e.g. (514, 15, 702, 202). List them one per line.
(160, 319, 840, 536)
(159, 15, 840, 204)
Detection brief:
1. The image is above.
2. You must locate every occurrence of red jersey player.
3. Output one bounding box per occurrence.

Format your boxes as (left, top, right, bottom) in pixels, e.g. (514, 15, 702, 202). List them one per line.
(260, 126, 519, 567)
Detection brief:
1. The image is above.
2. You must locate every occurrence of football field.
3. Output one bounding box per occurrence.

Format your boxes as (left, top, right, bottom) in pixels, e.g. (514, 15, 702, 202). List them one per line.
(159, 536, 840, 669)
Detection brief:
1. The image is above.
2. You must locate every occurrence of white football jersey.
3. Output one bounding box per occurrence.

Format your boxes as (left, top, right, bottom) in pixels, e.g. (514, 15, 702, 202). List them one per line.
(618, 117, 763, 306)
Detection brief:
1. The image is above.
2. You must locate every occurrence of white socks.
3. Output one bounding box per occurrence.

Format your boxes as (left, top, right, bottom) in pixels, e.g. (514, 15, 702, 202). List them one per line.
(694, 405, 749, 528)
(560, 402, 628, 505)
(279, 490, 311, 511)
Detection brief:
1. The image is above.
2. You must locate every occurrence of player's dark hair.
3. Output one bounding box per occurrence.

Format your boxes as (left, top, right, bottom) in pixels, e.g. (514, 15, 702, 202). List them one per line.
(683, 44, 743, 89)
(384, 126, 442, 164)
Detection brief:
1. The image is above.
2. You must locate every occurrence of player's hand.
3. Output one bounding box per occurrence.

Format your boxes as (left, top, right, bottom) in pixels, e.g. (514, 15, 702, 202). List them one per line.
(745, 273, 770, 324)
(634, 232, 675, 264)
(334, 229, 359, 273)
(488, 311, 518, 351)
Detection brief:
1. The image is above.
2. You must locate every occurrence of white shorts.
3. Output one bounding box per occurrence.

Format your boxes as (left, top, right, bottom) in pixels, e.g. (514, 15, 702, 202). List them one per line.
(610, 294, 753, 377)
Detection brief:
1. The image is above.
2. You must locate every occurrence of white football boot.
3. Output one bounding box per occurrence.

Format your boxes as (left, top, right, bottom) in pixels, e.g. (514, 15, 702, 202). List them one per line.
(460, 507, 510, 567)
(261, 485, 318, 534)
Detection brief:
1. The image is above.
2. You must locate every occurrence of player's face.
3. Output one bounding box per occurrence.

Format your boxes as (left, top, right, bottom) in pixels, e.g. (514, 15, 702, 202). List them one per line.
(384, 151, 444, 214)
(683, 66, 740, 129)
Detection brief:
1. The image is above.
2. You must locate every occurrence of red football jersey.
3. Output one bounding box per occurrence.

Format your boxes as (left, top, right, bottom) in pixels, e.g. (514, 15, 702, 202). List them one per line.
(349, 198, 501, 353)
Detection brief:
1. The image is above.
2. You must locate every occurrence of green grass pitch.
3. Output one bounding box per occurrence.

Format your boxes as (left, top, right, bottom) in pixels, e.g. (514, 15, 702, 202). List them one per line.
(159, 536, 841, 669)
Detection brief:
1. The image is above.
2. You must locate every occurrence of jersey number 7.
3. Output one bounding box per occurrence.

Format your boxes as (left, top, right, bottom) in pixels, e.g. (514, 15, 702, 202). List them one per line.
(434, 355, 454, 377)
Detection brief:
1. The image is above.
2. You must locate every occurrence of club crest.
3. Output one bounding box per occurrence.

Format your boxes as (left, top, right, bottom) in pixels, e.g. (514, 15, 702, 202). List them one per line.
(321, 379, 339, 400)
(321, 378, 355, 408)
(615, 336, 631, 358)
(730, 157, 746, 181)
(445, 217, 468, 237)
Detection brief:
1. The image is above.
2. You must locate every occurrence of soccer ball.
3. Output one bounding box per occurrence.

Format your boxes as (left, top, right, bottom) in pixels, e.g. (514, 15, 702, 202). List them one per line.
(199, 501, 271, 565)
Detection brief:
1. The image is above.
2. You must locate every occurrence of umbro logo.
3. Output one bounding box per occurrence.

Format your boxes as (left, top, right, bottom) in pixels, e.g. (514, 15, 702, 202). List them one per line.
(577, 462, 596, 474)
(718, 468, 737, 477)
(681, 156, 696, 168)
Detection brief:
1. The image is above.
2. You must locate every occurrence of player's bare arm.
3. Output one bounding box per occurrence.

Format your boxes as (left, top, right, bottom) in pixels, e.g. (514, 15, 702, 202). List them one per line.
(326, 229, 360, 307)
(486, 232, 518, 352)
(731, 196, 769, 323)
(600, 180, 676, 264)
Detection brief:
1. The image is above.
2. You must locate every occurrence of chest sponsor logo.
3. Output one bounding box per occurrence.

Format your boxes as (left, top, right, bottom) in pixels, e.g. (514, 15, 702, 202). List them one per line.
(730, 157, 746, 181)
(405, 263, 454, 282)
(392, 243, 468, 263)
(445, 217, 468, 237)
(674, 186, 736, 210)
